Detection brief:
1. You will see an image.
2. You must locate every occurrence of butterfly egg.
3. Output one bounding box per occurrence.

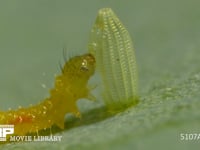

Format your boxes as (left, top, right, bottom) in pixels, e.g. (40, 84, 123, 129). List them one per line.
(88, 8, 138, 110)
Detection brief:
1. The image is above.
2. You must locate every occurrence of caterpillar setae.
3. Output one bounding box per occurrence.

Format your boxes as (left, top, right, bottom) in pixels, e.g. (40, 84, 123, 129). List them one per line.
(88, 8, 138, 110)
(0, 53, 95, 136)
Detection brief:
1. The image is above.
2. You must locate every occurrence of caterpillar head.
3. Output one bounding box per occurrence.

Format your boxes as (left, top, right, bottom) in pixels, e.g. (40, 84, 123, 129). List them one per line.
(62, 53, 96, 80)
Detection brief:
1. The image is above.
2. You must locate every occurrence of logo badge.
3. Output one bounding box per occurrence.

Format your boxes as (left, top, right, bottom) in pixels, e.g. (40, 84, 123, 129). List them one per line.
(0, 125, 14, 141)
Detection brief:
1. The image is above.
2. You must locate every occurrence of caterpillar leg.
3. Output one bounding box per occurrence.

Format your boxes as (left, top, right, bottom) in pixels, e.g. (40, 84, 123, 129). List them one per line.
(74, 111, 81, 118)
(87, 84, 97, 91)
(87, 93, 96, 101)
(69, 104, 81, 118)
(86, 84, 97, 101)
(55, 118, 65, 129)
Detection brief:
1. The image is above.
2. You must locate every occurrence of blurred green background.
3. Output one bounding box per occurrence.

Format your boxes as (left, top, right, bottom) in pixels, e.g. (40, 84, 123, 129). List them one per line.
(0, 0, 200, 149)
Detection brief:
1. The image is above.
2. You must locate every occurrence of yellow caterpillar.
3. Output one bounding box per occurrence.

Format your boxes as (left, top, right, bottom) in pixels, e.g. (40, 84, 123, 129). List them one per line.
(0, 53, 95, 136)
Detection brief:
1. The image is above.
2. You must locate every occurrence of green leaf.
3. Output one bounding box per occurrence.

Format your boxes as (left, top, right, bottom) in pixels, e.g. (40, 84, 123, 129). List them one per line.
(1, 0, 200, 149)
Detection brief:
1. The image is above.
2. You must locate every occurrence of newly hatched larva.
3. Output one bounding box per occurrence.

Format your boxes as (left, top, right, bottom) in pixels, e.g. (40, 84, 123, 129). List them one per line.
(88, 8, 138, 110)
(0, 53, 95, 136)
